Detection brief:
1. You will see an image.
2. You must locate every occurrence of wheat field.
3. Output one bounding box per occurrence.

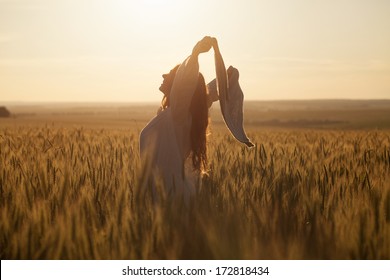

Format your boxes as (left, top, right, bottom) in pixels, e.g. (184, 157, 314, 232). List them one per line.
(1, 101, 390, 259)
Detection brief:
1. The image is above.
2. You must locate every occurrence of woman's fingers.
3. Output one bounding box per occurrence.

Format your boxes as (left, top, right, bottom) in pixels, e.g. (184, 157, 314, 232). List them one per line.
(193, 36, 215, 55)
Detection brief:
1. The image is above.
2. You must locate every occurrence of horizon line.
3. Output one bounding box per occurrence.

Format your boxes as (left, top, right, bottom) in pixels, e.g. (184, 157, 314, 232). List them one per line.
(2, 98, 390, 105)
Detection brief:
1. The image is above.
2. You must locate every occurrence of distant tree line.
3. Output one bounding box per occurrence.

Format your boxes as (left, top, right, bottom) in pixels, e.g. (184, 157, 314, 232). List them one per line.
(0, 106, 11, 117)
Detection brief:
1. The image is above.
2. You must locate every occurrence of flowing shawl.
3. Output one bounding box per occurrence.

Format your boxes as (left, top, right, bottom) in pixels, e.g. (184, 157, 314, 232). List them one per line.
(213, 51, 254, 147)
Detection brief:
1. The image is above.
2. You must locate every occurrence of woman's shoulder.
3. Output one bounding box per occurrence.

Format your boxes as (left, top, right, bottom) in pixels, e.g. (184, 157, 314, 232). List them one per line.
(140, 108, 172, 139)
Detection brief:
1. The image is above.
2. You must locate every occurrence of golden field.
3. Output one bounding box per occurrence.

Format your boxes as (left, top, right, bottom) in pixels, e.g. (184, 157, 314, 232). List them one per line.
(1, 100, 390, 259)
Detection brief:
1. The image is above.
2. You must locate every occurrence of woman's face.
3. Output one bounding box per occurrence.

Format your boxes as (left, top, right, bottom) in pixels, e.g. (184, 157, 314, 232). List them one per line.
(159, 68, 177, 95)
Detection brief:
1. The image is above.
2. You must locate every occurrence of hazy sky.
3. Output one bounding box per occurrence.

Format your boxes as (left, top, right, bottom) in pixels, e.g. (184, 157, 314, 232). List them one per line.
(1, 0, 389, 102)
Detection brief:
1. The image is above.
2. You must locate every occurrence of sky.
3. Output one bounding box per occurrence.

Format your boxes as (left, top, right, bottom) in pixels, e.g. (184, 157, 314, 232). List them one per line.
(0, 0, 389, 102)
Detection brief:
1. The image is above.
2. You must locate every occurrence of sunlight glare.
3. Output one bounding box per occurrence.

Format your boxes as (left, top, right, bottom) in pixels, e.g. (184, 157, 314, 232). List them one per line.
(115, 0, 184, 30)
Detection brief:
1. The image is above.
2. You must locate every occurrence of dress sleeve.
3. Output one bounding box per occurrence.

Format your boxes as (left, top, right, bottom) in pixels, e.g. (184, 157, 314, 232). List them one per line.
(169, 55, 199, 121)
(219, 67, 254, 147)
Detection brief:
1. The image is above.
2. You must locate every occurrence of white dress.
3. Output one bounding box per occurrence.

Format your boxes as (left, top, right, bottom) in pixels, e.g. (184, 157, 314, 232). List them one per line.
(139, 54, 200, 197)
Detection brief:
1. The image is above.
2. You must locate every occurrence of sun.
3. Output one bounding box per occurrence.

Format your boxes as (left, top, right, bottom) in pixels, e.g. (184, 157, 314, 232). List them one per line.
(112, 0, 183, 29)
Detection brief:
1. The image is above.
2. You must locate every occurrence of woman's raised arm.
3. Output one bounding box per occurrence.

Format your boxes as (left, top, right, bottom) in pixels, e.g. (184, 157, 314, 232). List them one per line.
(170, 36, 217, 120)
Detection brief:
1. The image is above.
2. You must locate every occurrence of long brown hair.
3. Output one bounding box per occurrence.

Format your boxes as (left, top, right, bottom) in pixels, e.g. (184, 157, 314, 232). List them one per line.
(161, 66, 209, 173)
(190, 73, 209, 173)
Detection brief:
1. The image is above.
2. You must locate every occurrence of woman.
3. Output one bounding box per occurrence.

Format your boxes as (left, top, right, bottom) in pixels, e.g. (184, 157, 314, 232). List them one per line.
(140, 36, 253, 198)
(139, 36, 220, 197)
